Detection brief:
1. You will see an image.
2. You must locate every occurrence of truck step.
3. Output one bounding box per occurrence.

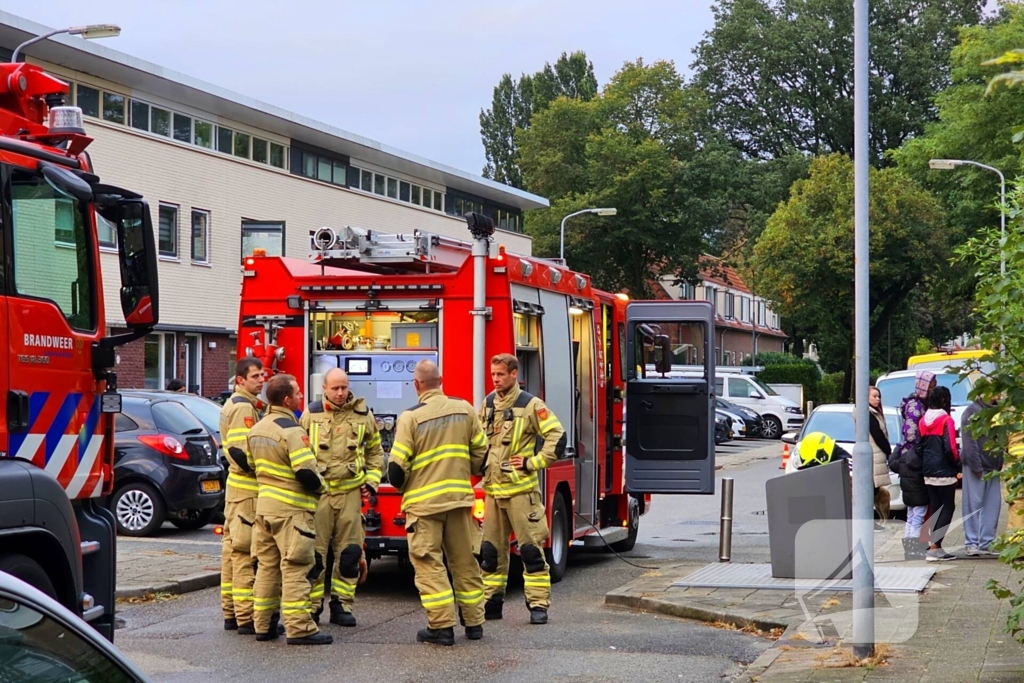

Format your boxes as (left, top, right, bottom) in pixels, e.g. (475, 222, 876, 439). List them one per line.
(580, 526, 629, 547)
(80, 541, 101, 556)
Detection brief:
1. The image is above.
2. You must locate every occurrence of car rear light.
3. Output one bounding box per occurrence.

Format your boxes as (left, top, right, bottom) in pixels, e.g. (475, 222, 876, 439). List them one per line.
(138, 434, 188, 460)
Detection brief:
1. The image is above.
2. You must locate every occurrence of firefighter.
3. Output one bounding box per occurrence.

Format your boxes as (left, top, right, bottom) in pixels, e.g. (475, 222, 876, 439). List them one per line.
(479, 353, 565, 625)
(388, 360, 489, 646)
(301, 367, 382, 626)
(218, 357, 265, 634)
(248, 374, 332, 645)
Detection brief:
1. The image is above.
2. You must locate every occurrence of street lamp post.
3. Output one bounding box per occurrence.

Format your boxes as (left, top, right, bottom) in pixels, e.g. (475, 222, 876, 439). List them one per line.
(560, 207, 617, 264)
(11, 24, 121, 63)
(929, 159, 1006, 277)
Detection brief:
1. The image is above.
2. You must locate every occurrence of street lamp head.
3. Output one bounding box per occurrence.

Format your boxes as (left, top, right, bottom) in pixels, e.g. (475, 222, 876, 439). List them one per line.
(929, 159, 963, 171)
(594, 208, 617, 217)
(67, 24, 121, 40)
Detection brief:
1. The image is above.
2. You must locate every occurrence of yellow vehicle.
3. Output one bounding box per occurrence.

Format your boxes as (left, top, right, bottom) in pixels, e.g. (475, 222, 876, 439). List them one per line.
(906, 349, 992, 372)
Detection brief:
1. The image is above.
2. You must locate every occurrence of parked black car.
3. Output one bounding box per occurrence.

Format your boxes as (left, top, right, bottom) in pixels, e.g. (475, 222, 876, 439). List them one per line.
(109, 393, 224, 536)
(714, 411, 732, 445)
(716, 397, 763, 437)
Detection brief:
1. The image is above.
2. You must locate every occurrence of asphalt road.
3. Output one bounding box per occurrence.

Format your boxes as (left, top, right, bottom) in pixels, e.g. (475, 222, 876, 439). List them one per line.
(114, 438, 780, 683)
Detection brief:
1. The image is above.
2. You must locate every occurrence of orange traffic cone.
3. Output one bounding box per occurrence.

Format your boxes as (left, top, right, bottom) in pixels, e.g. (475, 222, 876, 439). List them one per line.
(780, 442, 790, 470)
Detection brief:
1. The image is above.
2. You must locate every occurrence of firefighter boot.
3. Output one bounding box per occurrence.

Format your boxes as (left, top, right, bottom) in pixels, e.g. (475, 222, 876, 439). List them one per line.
(465, 625, 483, 640)
(255, 614, 283, 641)
(417, 627, 455, 646)
(239, 620, 284, 636)
(530, 607, 549, 625)
(329, 599, 356, 627)
(484, 597, 503, 621)
(287, 632, 334, 646)
(224, 618, 238, 631)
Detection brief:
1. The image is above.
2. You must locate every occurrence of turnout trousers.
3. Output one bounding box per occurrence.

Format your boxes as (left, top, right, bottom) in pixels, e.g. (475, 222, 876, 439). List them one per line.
(407, 507, 485, 629)
(310, 488, 364, 616)
(481, 492, 551, 609)
(251, 510, 320, 639)
(220, 497, 256, 624)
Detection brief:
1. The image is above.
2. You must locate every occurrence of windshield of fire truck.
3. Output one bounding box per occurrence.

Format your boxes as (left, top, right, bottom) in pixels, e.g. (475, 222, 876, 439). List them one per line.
(10, 169, 95, 331)
(310, 310, 439, 352)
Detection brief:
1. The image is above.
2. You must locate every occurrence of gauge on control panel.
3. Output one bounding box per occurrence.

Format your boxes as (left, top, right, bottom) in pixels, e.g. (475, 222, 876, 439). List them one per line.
(393, 360, 405, 372)
(380, 362, 391, 372)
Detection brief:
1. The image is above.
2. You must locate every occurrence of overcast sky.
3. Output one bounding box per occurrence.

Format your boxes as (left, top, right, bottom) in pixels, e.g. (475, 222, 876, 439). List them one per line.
(13, 1, 716, 177)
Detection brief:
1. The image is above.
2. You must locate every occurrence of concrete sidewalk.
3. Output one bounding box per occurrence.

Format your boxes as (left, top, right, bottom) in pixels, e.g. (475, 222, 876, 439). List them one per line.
(607, 518, 1024, 682)
(115, 534, 222, 599)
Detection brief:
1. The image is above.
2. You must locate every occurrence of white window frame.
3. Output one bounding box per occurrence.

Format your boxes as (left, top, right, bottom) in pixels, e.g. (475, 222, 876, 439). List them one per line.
(191, 208, 211, 265)
(158, 203, 179, 260)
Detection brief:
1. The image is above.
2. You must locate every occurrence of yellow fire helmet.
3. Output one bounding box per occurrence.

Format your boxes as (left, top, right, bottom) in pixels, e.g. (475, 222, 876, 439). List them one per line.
(798, 431, 836, 468)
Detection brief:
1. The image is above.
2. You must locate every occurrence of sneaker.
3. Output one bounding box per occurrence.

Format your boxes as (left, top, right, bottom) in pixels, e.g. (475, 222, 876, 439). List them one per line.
(978, 547, 1000, 558)
(926, 549, 955, 562)
(965, 546, 983, 557)
(286, 632, 333, 645)
(416, 627, 455, 646)
(874, 521, 885, 532)
(465, 625, 483, 640)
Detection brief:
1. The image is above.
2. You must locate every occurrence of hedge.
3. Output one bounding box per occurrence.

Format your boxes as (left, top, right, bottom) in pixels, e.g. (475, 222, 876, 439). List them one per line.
(817, 370, 888, 405)
(757, 363, 822, 406)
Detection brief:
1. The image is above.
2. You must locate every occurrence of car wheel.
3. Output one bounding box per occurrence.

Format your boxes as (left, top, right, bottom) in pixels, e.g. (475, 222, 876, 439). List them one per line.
(545, 494, 570, 584)
(113, 483, 166, 537)
(609, 496, 640, 553)
(762, 416, 783, 440)
(169, 508, 215, 531)
(0, 553, 56, 600)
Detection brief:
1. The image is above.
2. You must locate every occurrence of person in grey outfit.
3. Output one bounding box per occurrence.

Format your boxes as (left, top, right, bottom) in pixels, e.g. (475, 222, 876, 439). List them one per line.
(961, 397, 1003, 557)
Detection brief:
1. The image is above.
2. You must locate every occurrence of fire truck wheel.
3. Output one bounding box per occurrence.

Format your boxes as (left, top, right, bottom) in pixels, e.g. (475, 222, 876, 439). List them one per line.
(0, 553, 56, 600)
(609, 496, 640, 553)
(112, 483, 166, 537)
(545, 494, 569, 584)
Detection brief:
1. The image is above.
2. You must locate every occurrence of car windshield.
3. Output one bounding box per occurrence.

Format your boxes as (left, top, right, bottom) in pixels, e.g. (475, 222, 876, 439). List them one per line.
(173, 395, 222, 435)
(876, 373, 971, 407)
(800, 410, 903, 446)
(750, 376, 778, 396)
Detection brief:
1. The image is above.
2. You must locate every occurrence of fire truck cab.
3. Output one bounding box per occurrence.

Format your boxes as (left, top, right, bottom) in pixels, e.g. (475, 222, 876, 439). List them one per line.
(237, 214, 714, 582)
(0, 60, 160, 641)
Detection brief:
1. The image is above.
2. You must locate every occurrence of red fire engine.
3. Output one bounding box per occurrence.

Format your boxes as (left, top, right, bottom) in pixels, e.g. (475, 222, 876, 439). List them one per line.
(0, 58, 160, 640)
(237, 215, 717, 582)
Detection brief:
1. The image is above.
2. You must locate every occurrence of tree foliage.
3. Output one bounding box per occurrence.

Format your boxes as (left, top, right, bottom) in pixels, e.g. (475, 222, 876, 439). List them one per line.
(518, 60, 742, 298)
(479, 51, 598, 188)
(693, 0, 983, 164)
(751, 154, 948, 399)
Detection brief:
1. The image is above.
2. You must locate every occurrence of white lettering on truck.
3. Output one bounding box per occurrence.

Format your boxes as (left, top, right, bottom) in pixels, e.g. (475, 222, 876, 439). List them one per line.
(23, 334, 74, 349)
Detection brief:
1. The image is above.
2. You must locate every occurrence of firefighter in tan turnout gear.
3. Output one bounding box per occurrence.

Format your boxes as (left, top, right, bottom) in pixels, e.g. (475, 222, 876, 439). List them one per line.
(301, 367, 382, 626)
(248, 374, 332, 645)
(389, 360, 490, 646)
(218, 357, 265, 634)
(479, 354, 566, 625)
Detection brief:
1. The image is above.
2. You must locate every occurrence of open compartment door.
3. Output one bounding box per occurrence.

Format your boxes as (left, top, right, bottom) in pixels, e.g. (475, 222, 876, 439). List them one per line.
(624, 301, 715, 494)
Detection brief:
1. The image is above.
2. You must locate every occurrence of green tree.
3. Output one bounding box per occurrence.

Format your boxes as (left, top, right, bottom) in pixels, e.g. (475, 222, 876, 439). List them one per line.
(751, 154, 948, 399)
(519, 60, 741, 298)
(479, 51, 598, 188)
(693, 0, 983, 164)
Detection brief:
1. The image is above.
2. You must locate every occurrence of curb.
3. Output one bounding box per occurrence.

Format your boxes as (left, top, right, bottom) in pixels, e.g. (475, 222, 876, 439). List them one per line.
(604, 591, 790, 633)
(116, 571, 220, 599)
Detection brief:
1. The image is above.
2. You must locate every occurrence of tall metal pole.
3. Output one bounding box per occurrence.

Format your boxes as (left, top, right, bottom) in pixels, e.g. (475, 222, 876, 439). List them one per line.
(851, 0, 875, 660)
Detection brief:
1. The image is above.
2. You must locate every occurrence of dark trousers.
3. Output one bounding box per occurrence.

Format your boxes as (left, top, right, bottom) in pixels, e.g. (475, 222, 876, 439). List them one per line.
(926, 484, 957, 548)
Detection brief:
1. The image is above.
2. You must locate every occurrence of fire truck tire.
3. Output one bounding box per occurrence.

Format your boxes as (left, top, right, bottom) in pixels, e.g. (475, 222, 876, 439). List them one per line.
(112, 483, 166, 537)
(0, 553, 56, 600)
(609, 496, 640, 553)
(545, 494, 569, 584)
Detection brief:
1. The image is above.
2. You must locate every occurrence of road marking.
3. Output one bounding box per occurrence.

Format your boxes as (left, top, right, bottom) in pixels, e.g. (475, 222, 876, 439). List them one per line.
(118, 536, 223, 547)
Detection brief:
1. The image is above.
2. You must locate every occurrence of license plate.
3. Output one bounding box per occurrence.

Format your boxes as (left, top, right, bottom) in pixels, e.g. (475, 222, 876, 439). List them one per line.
(201, 480, 221, 493)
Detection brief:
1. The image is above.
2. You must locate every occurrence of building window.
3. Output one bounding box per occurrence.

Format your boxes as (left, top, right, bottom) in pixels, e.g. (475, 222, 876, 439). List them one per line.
(241, 220, 285, 257)
(270, 143, 285, 169)
(191, 210, 210, 264)
(234, 132, 250, 159)
(252, 138, 268, 164)
(151, 106, 171, 137)
(317, 157, 332, 182)
(332, 161, 346, 186)
(144, 333, 177, 390)
(724, 293, 735, 319)
(362, 170, 373, 192)
(102, 92, 125, 124)
(173, 113, 192, 143)
(77, 85, 99, 118)
(422, 188, 431, 208)
(433, 192, 443, 212)
(373, 173, 385, 196)
(411, 185, 420, 205)
(53, 198, 75, 244)
(217, 126, 233, 153)
(97, 213, 117, 249)
(399, 181, 411, 202)
(194, 120, 213, 149)
(347, 165, 361, 189)
(158, 204, 178, 258)
(130, 100, 149, 131)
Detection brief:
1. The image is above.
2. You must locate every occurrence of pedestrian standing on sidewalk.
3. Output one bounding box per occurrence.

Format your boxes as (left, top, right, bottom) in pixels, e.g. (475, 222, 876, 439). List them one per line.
(961, 396, 1003, 557)
(867, 386, 892, 530)
(917, 386, 960, 562)
(889, 371, 935, 559)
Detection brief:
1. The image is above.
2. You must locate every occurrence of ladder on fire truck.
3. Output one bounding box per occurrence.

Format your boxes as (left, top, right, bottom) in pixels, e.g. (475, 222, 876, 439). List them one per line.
(309, 225, 476, 274)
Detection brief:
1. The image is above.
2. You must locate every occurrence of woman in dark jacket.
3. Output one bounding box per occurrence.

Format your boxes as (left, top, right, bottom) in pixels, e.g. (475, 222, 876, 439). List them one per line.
(916, 386, 960, 562)
(890, 418, 928, 559)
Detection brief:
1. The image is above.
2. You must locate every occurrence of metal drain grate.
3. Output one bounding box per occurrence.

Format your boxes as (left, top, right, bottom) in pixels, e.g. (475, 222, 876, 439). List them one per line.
(671, 563, 935, 593)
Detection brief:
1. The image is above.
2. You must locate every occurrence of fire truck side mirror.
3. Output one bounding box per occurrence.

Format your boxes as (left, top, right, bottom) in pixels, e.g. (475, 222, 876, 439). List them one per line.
(111, 199, 160, 329)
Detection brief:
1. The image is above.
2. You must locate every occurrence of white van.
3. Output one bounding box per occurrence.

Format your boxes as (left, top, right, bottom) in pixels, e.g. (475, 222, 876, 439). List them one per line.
(666, 366, 805, 439)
